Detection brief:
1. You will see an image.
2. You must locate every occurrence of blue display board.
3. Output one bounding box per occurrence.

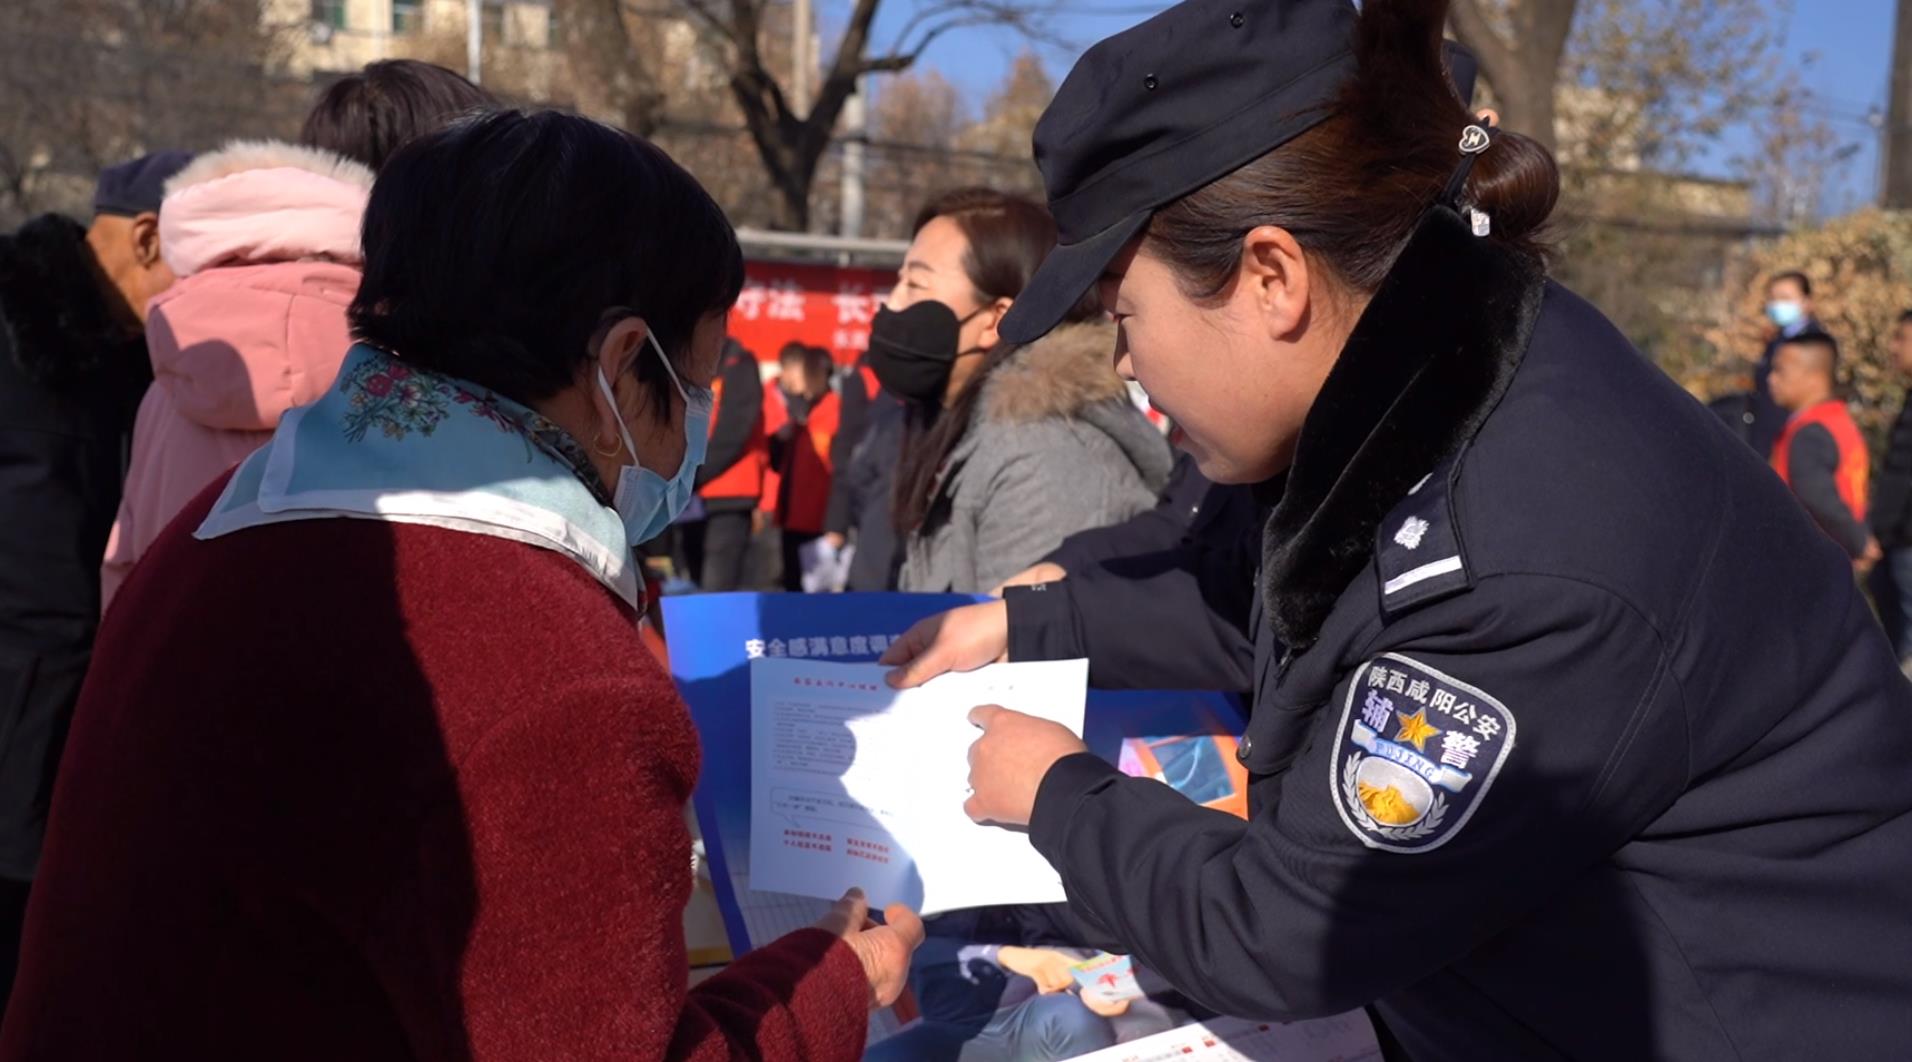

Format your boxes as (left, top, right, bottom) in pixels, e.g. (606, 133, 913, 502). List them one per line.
(662, 591, 1244, 955)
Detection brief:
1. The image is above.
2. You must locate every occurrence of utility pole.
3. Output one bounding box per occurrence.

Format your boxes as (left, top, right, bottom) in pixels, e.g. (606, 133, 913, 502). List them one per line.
(840, 77, 867, 239)
(1884, 0, 1912, 206)
(467, 0, 484, 85)
(371, 0, 390, 60)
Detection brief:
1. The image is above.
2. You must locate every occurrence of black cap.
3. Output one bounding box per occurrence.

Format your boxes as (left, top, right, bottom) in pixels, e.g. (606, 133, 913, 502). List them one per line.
(93, 150, 194, 217)
(1002, 0, 1478, 345)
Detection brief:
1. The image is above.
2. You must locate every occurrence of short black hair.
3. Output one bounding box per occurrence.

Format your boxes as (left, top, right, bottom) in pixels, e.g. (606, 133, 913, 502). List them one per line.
(1777, 330, 1840, 377)
(1897, 309, 1912, 328)
(1768, 270, 1813, 299)
(349, 110, 745, 415)
(301, 60, 498, 172)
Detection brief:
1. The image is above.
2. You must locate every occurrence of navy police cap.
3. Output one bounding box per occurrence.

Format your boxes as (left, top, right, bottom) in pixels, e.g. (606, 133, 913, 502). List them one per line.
(1003, 0, 1475, 344)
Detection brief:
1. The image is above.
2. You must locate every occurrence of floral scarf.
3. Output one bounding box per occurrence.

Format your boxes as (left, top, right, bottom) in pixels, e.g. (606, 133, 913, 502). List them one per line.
(199, 343, 641, 611)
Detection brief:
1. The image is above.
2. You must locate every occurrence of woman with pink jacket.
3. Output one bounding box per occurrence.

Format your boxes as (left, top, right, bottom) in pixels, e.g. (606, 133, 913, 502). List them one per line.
(101, 61, 492, 609)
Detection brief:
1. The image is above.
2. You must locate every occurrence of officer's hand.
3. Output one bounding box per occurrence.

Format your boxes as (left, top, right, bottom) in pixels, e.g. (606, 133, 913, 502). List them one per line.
(990, 561, 1067, 597)
(882, 601, 1008, 688)
(964, 705, 1088, 827)
(813, 888, 925, 1011)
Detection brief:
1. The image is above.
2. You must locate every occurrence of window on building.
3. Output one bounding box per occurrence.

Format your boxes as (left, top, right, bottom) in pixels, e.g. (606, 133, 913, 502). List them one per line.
(392, 0, 424, 34)
(311, 0, 348, 30)
(482, 0, 507, 43)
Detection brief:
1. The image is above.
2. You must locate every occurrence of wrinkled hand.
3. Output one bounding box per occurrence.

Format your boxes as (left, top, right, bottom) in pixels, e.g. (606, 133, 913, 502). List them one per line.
(998, 946, 1080, 994)
(882, 601, 1009, 689)
(815, 888, 925, 1010)
(964, 706, 1089, 827)
(991, 561, 1067, 597)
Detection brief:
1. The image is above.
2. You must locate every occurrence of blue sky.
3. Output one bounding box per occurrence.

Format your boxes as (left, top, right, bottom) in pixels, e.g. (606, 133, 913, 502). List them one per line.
(845, 0, 1898, 217)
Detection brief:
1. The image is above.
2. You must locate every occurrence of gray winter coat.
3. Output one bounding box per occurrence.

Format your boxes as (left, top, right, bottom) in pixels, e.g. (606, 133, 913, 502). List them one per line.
(899, 322, 1174, 594)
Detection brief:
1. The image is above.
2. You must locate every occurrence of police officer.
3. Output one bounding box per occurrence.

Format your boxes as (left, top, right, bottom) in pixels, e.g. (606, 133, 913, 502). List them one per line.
(881, 0, 1912, 1057)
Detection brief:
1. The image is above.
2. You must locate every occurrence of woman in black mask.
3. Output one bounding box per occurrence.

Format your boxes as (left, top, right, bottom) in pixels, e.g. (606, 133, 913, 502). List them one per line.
(859, 188, 1171, 594)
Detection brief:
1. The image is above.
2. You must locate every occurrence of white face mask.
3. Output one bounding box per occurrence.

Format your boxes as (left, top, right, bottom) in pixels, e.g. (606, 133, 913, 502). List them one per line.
(595, 331, 714, 546)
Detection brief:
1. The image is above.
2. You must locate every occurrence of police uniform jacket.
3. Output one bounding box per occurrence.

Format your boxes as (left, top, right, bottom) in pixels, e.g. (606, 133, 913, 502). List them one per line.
(1023, 208, 1912, 1060)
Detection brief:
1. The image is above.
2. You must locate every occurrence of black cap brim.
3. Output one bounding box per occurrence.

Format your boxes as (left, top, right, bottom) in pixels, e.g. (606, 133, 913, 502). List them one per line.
(1000, 208, 1150, 346)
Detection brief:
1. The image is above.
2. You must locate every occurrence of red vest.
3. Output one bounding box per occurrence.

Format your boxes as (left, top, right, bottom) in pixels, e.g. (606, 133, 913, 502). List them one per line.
(696, 374, 767, 503)
(777, 389, 840, 535)
(1772, 399, 1869, 524)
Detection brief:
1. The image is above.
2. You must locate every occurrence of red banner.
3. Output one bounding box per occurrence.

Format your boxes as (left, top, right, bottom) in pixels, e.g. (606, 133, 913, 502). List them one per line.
(730, 260, 896, 367)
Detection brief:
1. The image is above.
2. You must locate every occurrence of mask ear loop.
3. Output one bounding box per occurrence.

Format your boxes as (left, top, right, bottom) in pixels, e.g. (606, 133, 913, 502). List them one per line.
(1442, 123, 1498, 237)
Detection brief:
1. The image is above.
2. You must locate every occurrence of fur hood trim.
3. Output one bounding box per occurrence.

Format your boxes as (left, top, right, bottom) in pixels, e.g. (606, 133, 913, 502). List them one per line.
(165, 140, 375, 198)
(159, 140, 372, 278)
(981, 320, 1127, 424)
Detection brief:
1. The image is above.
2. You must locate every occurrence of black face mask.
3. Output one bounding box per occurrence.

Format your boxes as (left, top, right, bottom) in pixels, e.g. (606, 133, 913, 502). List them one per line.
(866, 301, 963, 403)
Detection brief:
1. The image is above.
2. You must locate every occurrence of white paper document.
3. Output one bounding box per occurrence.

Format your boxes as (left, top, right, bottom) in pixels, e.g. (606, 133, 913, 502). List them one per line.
(748, 657, 1088, 915)
(1062, 1011, 1382, 1061)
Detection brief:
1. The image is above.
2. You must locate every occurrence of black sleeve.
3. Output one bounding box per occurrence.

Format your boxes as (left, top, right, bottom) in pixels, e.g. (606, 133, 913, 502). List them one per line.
(1789, 424, 1870, 558)
(1006, 525, 1257, 692)
(694, 354, 763, 491)
(1027, 574, 1688, 1020)
(824, 373, 872, 535)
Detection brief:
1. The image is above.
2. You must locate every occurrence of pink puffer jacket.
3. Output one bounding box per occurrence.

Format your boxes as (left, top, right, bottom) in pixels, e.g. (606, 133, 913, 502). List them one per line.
(101, 142, 373, 611)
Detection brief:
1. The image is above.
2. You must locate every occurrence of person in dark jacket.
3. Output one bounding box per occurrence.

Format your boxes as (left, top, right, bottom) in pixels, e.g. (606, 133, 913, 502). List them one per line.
(1766, 331, 1876, 567)
(687, 337, 768, 590)
(821, 359, 884, 582)
(1747, 270, 1825, 459)
(882, 1, 1912, 1058)
(1869, 309, 1912, 667)
(0, 150, 191, 1010)
(836, 385, 907, 591)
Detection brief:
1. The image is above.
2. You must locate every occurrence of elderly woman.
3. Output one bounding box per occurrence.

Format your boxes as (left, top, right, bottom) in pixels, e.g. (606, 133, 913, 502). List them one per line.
(2, 111, 917, 1061)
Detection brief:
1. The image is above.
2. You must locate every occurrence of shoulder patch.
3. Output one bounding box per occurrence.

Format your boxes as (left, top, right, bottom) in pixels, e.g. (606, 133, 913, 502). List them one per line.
(1329, 654, 1516, 854)
(1375, 459, 1471, 616)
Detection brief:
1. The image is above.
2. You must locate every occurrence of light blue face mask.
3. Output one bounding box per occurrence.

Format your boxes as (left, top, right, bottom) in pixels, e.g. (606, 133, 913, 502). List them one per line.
(596, 332, 713, 547)
(1767, 300, 1805, 330)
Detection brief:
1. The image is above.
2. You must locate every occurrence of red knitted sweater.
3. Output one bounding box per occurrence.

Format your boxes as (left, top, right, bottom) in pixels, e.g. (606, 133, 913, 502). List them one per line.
(0, 478, 869, 1060)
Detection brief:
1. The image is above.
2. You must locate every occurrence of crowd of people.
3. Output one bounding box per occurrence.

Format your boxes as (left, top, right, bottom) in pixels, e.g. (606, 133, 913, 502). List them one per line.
(0, 0, 1909, 1058)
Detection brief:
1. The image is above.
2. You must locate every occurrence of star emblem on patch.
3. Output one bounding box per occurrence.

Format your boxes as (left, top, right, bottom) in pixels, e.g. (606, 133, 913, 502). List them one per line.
(1333, 654, 1516, 853)
(1393, 516, 1430, 550)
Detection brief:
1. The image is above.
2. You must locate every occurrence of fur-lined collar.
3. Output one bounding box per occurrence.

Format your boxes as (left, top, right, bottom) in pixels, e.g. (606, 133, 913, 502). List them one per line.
(165, 140, 374, 197)
(0, 214, 144, 391)
(980, 320, 1126, 423)
(159, 140, 373, 278)
(1261, 207, 1545, 653)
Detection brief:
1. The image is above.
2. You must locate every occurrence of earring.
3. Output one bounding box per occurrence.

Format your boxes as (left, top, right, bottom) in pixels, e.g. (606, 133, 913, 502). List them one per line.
(593, 428, 623, 458)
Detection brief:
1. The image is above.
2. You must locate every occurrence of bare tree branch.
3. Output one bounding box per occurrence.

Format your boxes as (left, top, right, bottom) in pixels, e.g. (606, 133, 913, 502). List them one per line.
(1447, 0, 1520, 101)
(674, 0, 1051, 228)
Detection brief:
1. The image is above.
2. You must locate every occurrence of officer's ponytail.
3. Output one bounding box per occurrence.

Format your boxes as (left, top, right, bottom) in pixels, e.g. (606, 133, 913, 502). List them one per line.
(1143, 0, 1560, 299)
